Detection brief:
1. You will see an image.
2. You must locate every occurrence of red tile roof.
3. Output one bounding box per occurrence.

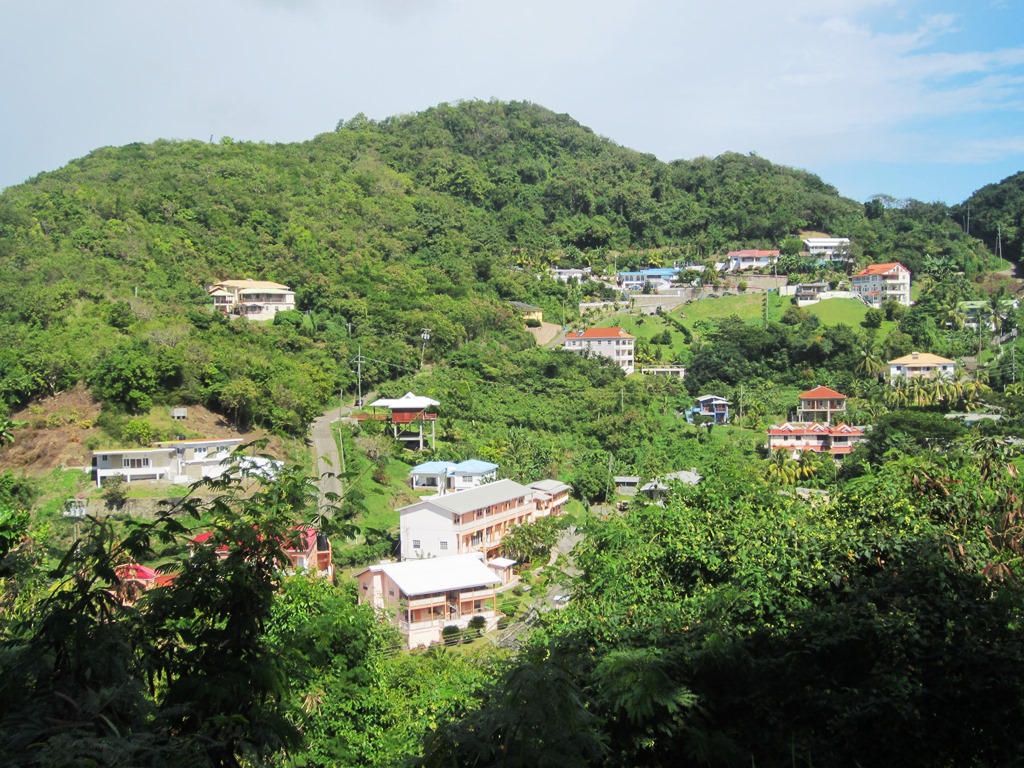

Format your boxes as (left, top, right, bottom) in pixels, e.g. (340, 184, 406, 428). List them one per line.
(191, 525, 320, 554)
(854, 262, 907, 276)
(798, 385, 847, 400)
(572, 327, 634, 340)
(767, 422, 864, 437)
(115, 563, 160, 581)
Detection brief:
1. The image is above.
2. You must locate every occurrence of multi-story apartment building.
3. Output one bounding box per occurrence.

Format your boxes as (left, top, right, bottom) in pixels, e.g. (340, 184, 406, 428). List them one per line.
(767, 422, 865, 457)
(563, 327, 635, 374)
(803, 237, 852, 262)
(398, 478, 568, 560)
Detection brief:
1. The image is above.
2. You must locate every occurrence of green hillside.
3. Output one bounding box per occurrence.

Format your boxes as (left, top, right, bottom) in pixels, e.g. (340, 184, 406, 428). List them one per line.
(0, 100, 1002, 437)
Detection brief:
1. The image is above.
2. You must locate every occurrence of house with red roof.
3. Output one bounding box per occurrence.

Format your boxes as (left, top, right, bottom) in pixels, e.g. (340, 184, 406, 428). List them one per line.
(191, 526, 334, 580)
(796, 385, 847, 423)
(851, 262, 911, 307)
(767, 385, 864, 458)
(563, 327, 635, 374)
(767, 422, 865, 457)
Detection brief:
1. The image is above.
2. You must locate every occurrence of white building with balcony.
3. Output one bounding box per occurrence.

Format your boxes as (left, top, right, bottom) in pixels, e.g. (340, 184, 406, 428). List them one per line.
(408, 459, 499, 494)
(803, 237, 851, 262)
(208, 280, 295, 321)
(355, 553, 502, 649)
(888, 352, 956, 382)
(92, 438, 243, 487)
(851, 262, 911, 307)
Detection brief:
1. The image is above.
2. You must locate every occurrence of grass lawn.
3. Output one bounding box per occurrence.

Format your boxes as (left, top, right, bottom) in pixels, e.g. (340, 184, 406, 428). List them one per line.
(674, 293, 766, 326)
(354, 455, 417, 533)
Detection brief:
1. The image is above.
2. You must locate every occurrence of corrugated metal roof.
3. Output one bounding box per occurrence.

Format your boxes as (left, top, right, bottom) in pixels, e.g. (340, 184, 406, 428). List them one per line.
(362, 554, 500, 596)
(398, 479, 533, 515)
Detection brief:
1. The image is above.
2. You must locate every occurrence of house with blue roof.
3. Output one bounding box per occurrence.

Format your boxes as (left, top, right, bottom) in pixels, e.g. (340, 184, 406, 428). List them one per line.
(409, 459, 499, 495)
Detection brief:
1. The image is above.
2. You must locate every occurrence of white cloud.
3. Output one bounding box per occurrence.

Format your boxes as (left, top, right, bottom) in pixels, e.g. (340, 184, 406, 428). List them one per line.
(1, 0, 1022, 201)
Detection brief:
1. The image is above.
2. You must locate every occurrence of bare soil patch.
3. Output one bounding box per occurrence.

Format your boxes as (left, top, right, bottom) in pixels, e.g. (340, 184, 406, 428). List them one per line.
(0, 386, 284, 476)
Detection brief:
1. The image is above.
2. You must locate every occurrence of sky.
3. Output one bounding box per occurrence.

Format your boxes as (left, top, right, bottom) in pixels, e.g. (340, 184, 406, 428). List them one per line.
(2, 0, 1023, 205)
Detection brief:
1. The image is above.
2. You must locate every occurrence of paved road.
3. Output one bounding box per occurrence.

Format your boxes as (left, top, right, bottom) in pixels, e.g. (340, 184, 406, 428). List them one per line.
(310, 407, 343, 511)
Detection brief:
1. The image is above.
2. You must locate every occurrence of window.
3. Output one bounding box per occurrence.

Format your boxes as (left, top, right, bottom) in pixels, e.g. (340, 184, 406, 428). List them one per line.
(123, 457, 150, 469)
(412, 539, 421, 549)
(194, 446, 207, 456)
(439, 541, 448, 551)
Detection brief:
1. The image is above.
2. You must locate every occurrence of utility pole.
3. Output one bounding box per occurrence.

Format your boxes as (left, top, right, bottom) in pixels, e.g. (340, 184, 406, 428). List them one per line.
(420, 328, 431, 365)
(605, 452, 614, 506)
(351, 346, 364, 404)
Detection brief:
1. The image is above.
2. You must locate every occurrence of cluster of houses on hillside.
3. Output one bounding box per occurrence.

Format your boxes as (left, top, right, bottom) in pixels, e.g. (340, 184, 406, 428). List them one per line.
(344, 392, 574, 648)
(610, 236, 853, 292)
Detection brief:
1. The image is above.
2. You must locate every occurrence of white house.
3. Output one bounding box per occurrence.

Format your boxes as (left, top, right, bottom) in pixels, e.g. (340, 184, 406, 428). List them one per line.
(726, 250, 780, 272)
(355, 553, 502, 649)
(398, 478, 567, 560)
(563, 327, 636, 374)
(208, 280, 295, 321)
(851, 262, 911, 307)
(409, 459, 499, 494)
(803, 237, 852, 262)
(92, 438, 243, 487)
(888, 352, 956, 382)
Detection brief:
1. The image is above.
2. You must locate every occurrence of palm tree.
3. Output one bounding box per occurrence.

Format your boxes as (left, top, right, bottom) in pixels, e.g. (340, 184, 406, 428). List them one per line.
(855, 343, 884, 379)
(884, 381, 910, 409)
(764, 449, 799, 485)
(797, 450, 821, 483)
(940, 298, 966, 332)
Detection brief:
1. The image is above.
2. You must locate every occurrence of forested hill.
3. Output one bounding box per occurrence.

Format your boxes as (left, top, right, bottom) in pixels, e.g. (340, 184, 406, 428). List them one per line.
(953, 170, 1024, 265)
(0, 100, 998, 430)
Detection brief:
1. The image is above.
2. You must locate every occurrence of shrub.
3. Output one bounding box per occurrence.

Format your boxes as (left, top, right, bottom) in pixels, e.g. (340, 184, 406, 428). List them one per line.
(468, 615, 487, 638)
(101, 475, 129, 509)
(121, 419, 154, 446)
(525, 318, 541, 328)
(441, 625, 462, 646)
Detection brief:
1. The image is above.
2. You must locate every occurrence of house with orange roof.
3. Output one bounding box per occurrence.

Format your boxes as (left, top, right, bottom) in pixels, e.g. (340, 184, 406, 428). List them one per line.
(563, 327, 635, 374)
(851, 262, 911, 307)
(888, 352, 956, 383)
(796, 385, 847, 423)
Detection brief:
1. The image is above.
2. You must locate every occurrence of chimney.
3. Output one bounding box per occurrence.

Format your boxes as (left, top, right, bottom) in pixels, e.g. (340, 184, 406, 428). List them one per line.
(911, 352, 920, 359)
